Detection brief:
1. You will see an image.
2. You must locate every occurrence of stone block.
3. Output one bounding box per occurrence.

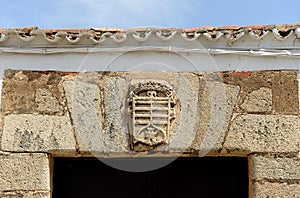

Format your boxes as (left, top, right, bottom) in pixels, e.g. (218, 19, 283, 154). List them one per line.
(249, 155, 300, 180)
(165, 73, 200, 151)
(224, 115, 300, 155)
(63, 80, 105, 154)
(101, 72, 201, 152)
(272, 70, 299, 114)
(35, 88, 64, 114)
(250, 181, 300, 198)
(192, 80, 240, 155)
(240, 87, 272, 113)
(1, 70, 65, 115)
(222, 71, 273, 113)
(102, 76, 130, 152)
(0, 153, 50, 191)
(222, 70, 299, 114)
(1, 114, 76, 153)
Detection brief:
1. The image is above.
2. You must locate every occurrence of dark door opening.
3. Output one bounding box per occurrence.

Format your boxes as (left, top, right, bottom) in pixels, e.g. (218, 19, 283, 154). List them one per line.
(52, 157, 248, 198)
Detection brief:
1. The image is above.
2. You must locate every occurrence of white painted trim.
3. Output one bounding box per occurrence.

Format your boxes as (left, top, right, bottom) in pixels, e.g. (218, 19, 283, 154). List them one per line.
(1, 47, 300, 57)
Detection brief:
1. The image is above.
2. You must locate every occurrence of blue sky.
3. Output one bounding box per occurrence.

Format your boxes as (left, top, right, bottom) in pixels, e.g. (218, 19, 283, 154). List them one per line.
(0, 0, 299, 29)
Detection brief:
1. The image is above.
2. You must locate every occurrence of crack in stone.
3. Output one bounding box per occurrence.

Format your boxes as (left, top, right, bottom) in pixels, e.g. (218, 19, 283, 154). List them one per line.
(219, 84, 241, 155)
(97, 75, 108, 154)
(252, 179, 300, 185)
(61, 79, 80, 155)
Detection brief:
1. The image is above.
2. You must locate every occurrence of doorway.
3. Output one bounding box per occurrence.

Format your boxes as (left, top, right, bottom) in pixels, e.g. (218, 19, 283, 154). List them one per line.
(52, 157, 248, 198)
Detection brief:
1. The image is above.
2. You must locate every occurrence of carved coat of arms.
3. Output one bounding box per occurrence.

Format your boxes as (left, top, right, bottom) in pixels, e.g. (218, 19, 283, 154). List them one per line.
(129, 81, 176, 150)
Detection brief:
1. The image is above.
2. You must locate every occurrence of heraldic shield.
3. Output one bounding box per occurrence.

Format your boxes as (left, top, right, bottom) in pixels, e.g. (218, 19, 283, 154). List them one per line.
(129, 81, 176, 149)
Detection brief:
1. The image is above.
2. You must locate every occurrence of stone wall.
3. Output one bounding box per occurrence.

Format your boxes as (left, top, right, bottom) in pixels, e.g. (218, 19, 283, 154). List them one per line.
(0, 70, 299, 197)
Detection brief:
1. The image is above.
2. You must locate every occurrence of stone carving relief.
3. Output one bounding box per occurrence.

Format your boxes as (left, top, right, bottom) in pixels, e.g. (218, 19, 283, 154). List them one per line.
(129, 81, 176, 150)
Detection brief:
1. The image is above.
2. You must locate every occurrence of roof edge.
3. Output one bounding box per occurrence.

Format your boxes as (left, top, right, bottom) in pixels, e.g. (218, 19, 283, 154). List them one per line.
(0, 24, 300, 45)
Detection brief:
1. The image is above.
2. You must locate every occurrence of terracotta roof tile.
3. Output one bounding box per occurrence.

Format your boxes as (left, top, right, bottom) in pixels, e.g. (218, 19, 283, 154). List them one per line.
(0, 24, 299, 44)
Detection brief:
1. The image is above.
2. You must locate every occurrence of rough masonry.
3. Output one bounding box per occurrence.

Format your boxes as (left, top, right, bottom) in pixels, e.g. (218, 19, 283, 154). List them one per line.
(0, 69, 299, 197)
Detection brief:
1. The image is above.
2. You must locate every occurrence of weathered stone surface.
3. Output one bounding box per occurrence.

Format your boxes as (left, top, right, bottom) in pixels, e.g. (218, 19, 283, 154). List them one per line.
(63, 80, 104, 153)
(118, 73, 201, 152)
(249, 155, 300, 180)
(250, 181, 300, 198)
(222, 70, 299, 114)
(35, 88, 64, 114)
(1, 70, 65, 115)
(240, 87, 272, 112)
(222, 71, 273, 113)
(63, 72, 202, 153)
(1, 114, 76, 153)
(273, 70, 299, 114)
(166, 74, 200, 151)
(224, 115, 300, 154)
(0, 191, 50, 198)
(97, 72, 202, 152)
(0, 153, 50, 191)
(0, 113, 4, 150)
(192, 80, 240, 155)
(129, 80, 176, 148)
(102, 76, 131, 152)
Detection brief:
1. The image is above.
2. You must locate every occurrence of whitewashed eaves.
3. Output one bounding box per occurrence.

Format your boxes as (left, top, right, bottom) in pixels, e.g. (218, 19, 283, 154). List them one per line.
(0, 25, 300, 57)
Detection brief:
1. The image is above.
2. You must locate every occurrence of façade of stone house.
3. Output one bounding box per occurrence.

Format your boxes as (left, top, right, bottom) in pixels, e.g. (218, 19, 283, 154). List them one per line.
(0, 25, 299, 197)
